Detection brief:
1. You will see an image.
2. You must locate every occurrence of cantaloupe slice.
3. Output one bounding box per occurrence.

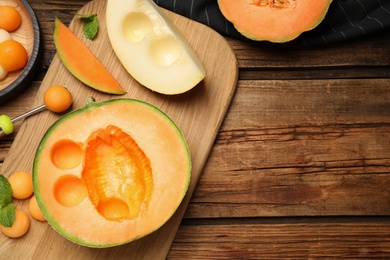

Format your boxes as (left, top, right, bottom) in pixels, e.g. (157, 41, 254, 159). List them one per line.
(53, 18, 126, 94)
(218, 0, 333, 43)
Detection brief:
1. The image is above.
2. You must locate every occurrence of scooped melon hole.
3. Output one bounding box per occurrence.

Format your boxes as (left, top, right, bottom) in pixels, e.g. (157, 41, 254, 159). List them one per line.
(122, 12, 153, 43)
(150, 35, 182, 66)
(97, 198, 129, 221)
(51, 139, 83, 170)
(54, 175, 87, 207)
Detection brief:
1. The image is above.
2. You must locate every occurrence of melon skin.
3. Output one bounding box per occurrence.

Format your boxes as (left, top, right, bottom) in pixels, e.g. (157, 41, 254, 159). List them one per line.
(33, 98, 191, 247)
(218, 0, 333, 43)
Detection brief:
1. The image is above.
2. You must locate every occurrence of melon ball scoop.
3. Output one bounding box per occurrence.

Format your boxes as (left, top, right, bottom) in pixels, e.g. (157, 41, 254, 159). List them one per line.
(0, 85, 73, 138)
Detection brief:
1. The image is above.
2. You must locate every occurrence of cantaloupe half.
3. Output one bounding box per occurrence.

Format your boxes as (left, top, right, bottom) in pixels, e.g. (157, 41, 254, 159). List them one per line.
(53, 18, 126, 94)
(33, 98, 191, 247)
(218, 0, 333, 43)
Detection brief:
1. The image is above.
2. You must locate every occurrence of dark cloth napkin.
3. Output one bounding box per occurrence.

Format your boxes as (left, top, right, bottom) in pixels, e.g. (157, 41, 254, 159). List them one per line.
(154, 0, 390, 47)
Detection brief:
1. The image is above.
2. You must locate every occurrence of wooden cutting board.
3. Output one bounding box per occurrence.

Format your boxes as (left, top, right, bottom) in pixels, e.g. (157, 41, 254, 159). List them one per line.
(0, 0, 238, 259)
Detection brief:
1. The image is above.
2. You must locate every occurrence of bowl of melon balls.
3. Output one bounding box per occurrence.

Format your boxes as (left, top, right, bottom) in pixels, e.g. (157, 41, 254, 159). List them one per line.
(0, 0, 42, 104)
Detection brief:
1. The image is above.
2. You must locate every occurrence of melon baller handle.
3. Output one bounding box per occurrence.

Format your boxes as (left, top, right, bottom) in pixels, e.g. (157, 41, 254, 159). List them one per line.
(0, 104, 47, 138)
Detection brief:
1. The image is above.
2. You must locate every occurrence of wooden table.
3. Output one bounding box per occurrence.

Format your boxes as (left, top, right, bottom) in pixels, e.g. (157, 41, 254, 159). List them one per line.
(1, 0, 390, 258)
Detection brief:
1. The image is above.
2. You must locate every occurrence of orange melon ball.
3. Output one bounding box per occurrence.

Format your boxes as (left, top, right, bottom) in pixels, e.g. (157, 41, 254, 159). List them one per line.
(44, 85, 73, 113)
(0, 6, 22, 32)
(0, 39, 28, 72)
(8, 171, 33, 199)
(29, 195, 46, 222)
(0, 209, 30, 238)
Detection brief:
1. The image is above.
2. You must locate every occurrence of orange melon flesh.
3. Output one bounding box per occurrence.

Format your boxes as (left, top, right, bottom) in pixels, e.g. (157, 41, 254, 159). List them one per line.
(33, 98, 191, 247)
(82, 125, 153, 221)
(53, 18, 126, 94)
(218, 0, 333, 42)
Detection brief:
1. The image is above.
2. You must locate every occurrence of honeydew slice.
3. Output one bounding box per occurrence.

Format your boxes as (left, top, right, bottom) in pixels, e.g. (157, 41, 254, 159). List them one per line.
(106, 0, 206, 95)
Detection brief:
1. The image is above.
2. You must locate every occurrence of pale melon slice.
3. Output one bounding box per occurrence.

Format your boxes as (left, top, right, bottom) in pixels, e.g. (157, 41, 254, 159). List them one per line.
(106, 0, 206, 95)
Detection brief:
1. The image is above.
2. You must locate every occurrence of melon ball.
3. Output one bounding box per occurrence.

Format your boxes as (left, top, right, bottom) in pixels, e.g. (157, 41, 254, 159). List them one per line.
(0, 28, 12, 43)
(29, 195, 46, 222)
(0, 209, 30, 238)
(8, 171, 34, 199)
(0, 5, 22, 32)
(43, 85, 73, 113)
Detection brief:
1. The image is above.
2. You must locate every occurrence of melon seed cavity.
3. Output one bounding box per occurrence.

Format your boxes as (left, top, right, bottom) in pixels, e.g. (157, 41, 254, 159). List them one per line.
(250, 0, 297, 9)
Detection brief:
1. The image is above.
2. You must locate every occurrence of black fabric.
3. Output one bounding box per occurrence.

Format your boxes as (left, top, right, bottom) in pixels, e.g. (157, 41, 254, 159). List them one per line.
(154, 0, 390, 47)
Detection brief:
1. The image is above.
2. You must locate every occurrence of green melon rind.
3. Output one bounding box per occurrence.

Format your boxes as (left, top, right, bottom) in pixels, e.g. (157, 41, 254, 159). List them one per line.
(33, 98, 191, 248)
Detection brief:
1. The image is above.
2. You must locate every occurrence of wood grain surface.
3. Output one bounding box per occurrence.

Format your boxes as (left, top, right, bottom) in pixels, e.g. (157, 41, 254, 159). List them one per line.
(0, 0, 237, 259)
(1, 0, 390, 259)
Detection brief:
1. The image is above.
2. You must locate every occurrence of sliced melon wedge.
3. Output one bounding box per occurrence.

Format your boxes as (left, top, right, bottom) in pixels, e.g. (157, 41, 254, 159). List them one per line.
(53, 18, 126, 94)
(106, 0, 206, 95)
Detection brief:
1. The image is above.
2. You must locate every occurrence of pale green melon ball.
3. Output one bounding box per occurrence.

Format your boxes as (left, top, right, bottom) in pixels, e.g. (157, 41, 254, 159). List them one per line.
(0, 115, 14, 135)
